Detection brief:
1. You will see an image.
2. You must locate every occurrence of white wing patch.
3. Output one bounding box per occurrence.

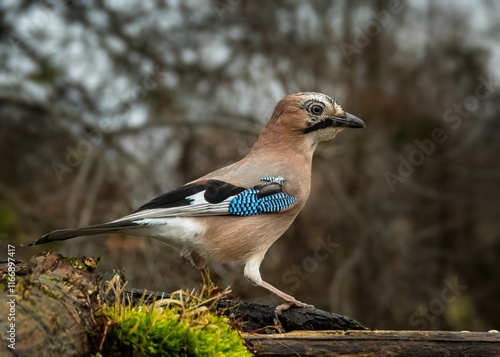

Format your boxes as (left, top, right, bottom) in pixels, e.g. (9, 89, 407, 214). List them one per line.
(112, 191, 234, 224)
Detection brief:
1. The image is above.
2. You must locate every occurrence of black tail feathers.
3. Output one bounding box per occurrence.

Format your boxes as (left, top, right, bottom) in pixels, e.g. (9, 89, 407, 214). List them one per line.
(22, 221, 137, 247)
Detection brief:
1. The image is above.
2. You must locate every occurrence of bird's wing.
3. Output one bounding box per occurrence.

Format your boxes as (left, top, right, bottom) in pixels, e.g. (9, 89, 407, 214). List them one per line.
(23, 177, 296, 246)
(112, 176, 296, 223)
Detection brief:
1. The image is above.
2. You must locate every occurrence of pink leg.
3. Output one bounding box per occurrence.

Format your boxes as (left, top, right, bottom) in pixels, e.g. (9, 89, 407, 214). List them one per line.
(260, 281, 315, 314)
(245, 256, 314, 315)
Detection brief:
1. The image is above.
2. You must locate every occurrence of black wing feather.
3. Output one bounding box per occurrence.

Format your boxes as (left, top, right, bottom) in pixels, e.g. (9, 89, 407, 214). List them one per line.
(135, 183, 208, 212)
(204, 180, 246, 203)
(135, 180, 246, 212)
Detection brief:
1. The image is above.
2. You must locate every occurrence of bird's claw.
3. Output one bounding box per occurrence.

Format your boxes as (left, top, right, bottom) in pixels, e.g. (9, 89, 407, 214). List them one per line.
(274, 299, 315, 316)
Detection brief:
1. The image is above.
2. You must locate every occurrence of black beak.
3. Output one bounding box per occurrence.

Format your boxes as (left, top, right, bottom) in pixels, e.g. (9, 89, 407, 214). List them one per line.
(330, 112, 366, 129)
(303, 112, 366, 134)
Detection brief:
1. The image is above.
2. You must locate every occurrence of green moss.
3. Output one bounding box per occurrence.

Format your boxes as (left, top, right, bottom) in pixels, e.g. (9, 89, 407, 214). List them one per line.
(66, 257, 86, 269)
(104, 305, 250, 356)
(83, 256, 102, 271)
(99, 275, 251, 357)
(41, 285, 61, 299)
(41, 275, 61, 283)
(0, 274, 19, 291)
(65, 256, 101, 271)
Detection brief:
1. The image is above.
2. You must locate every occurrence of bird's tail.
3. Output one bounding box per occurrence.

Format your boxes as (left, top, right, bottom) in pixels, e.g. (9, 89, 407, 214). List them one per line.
(22, 221, 134, 246)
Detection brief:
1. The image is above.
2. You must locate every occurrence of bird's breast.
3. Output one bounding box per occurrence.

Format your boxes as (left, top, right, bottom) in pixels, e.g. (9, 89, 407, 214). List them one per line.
(194, 213, 299, 264)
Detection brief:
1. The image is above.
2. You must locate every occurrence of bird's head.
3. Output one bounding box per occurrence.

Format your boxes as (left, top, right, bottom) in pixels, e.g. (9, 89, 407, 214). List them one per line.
(266, 92, 365, 148)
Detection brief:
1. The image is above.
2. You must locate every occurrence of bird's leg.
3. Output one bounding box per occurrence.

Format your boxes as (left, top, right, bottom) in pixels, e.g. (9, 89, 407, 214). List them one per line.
(244, 256, 314, 316)
(259, 280, 315, 314)
(181, 250, 216, 295)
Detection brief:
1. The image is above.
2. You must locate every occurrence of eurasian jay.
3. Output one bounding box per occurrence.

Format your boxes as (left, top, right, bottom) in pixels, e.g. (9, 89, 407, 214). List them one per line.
(25, 92, 365, 313)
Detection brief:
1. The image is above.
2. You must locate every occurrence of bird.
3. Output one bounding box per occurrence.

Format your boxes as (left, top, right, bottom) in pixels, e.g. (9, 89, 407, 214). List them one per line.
(24, 92, 365, 314)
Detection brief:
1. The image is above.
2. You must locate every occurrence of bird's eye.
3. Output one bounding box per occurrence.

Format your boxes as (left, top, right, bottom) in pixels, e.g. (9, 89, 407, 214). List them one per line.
(310, 105, 323, 116)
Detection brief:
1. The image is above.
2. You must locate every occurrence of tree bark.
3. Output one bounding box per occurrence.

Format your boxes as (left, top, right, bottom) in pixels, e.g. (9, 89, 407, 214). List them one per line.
(0, 251, 101, 357)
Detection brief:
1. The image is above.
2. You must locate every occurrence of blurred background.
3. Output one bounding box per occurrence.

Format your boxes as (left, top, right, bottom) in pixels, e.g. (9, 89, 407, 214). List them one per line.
(1, 0, 499, 331)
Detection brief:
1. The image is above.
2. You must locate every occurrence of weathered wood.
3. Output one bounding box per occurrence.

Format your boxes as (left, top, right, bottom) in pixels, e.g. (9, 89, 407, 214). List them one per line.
(0, 251, 101, 357)
(246, 330, 500, 356)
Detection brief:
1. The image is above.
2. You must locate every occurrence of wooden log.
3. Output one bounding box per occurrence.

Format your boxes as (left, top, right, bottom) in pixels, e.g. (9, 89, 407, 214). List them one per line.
(2, 251, 498, 356)
(0, 251, 366, 355)
(0, 251, 101, 357)
(246, 330, 500, 356)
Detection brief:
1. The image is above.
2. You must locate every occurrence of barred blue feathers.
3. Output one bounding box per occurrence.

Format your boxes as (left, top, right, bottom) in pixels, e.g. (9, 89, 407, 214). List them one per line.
(228, 179, 296, 216)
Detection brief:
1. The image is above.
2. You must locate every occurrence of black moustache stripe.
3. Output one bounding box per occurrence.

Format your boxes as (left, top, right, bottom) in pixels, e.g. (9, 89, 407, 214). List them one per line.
(303, 118, 335, 134)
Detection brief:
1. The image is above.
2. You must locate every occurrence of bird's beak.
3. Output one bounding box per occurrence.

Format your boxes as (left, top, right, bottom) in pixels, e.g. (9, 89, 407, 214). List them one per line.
(331, 112, 366, 128)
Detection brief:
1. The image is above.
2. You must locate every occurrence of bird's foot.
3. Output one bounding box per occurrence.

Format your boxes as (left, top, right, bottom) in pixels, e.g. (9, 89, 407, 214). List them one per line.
(275, 299, 315, 316)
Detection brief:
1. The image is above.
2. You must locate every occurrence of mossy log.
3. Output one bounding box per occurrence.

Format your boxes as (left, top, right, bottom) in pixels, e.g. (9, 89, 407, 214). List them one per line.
(1, 251, 499, 356)
(0, 251, 364, 356)
(0, 251, 101, 357)
(124, 288, 367, 333)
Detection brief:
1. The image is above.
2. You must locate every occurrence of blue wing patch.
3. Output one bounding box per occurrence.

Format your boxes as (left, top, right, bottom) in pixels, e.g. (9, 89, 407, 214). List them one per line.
(228, 177, 296, 216)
